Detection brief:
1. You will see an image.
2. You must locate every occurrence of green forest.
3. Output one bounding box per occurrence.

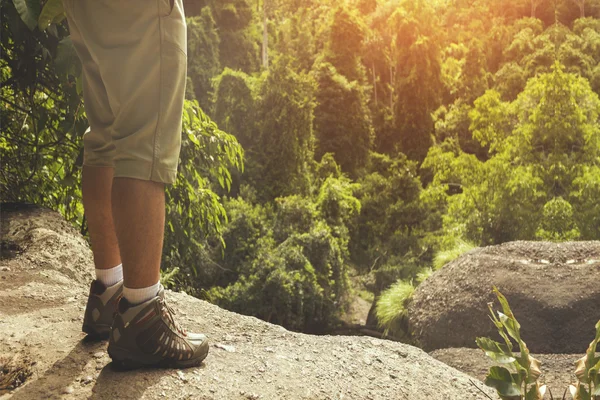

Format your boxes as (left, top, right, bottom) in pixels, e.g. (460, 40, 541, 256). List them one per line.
(2, 0, 600, 338)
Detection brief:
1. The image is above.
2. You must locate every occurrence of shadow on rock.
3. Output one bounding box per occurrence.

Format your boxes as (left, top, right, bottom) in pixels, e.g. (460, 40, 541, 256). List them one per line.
(88, 363, 155, 400)
(9, 336, 161, 400)
(10, 337, 99, 400)
(88, 359, 210, 399)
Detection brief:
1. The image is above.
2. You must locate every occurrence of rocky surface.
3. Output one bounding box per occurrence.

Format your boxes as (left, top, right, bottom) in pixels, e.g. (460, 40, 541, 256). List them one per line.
(0, 204, 495, 400)
(408, 241, 600, 353)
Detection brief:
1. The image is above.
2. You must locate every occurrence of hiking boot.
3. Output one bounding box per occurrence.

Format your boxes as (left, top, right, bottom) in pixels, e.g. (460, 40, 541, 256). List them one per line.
(82, 280, 124, 339)
(107, 286, 209, 369)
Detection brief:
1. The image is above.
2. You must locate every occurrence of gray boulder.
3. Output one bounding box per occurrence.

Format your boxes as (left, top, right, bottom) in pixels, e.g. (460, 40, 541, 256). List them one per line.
(408, 241, 600, 353)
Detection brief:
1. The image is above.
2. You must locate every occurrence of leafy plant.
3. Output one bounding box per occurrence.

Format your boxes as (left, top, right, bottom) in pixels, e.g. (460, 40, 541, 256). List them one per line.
(38, 0, 64, 31)
(476, 287, 546, 400)
(163, 100, 244, 278)
(569, 320, 600, 400)
(13, 0, 65, 32)
(160, 267, 180, 289)
(2, 1, 84, 224)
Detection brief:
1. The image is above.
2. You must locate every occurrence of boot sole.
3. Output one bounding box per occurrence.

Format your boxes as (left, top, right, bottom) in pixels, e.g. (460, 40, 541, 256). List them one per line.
(108, 343, 209, 370)
(82, 323, 111, 340)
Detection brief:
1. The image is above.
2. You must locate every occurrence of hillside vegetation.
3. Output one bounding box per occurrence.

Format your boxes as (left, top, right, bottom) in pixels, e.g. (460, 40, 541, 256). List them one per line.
(1, 0, 599, 334)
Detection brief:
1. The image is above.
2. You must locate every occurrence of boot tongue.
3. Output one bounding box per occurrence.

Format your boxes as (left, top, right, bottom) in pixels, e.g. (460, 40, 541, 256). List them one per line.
(117, 295, 132, 314)
(91, 280, 107, 295)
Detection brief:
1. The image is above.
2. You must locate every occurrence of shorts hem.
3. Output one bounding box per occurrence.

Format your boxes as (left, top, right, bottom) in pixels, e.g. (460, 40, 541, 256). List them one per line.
(114, 160, 177, 184)
(82, 159, 115, 169)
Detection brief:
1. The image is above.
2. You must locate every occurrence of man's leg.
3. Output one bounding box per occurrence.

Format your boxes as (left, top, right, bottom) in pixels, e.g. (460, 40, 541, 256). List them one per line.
(109, 177, 209, 369)
(68, 0, 208, 367)
(112, 178, 163, 301)
(82, 165, 122, 272)
(81, 165, 124, 337)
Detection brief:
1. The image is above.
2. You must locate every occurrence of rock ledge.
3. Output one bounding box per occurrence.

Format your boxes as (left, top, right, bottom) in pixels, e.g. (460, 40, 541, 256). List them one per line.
(0, 204, 494, 400)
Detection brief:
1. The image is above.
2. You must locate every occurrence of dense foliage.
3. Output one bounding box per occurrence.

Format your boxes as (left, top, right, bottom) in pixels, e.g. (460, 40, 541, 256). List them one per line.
(3, 0, 599, 335)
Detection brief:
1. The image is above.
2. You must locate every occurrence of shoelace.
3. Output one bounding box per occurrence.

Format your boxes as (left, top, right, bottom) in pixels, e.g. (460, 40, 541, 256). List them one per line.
(158, 297, 187, 336)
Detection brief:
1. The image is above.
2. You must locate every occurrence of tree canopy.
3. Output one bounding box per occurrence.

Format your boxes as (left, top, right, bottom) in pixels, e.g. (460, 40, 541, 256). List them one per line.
(3, 0, 599, 336)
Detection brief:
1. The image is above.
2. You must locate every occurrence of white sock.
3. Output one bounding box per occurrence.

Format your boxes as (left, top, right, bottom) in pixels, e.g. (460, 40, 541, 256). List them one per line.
(123, 281, 160, 305)
(95, 264, 123, 287)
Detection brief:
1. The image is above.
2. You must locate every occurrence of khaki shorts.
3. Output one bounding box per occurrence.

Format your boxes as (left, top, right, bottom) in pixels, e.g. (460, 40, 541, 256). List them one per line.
(64, 0, 187, 184)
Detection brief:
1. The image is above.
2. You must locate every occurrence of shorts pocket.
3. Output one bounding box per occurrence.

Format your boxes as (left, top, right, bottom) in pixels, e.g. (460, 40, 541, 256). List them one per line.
(159, 0, 175, 18)
(160, 0, 187, 55)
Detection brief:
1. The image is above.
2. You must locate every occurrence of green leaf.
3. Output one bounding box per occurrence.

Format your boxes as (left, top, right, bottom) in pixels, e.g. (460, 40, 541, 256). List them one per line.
(187, 131, 200, 146)
(577, 384, 591, 400)
(13, 0, 41, 30)
(46, 23, 58, 38)
(498, 311, 522, 343)
(511, 372, 524, 387)
(476, 337, 516, 364)
(55, 36, 81, 78)
(590, 320, 600, 355)
(525, 384, 540, 400)
(52, 10, 65, 24)
(76, 74, 83, 95)
(484, 366, 521, 397)
(590, 359, 600, 378)
(38, 0, 64, 30)
(494, 287, 520, 326)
